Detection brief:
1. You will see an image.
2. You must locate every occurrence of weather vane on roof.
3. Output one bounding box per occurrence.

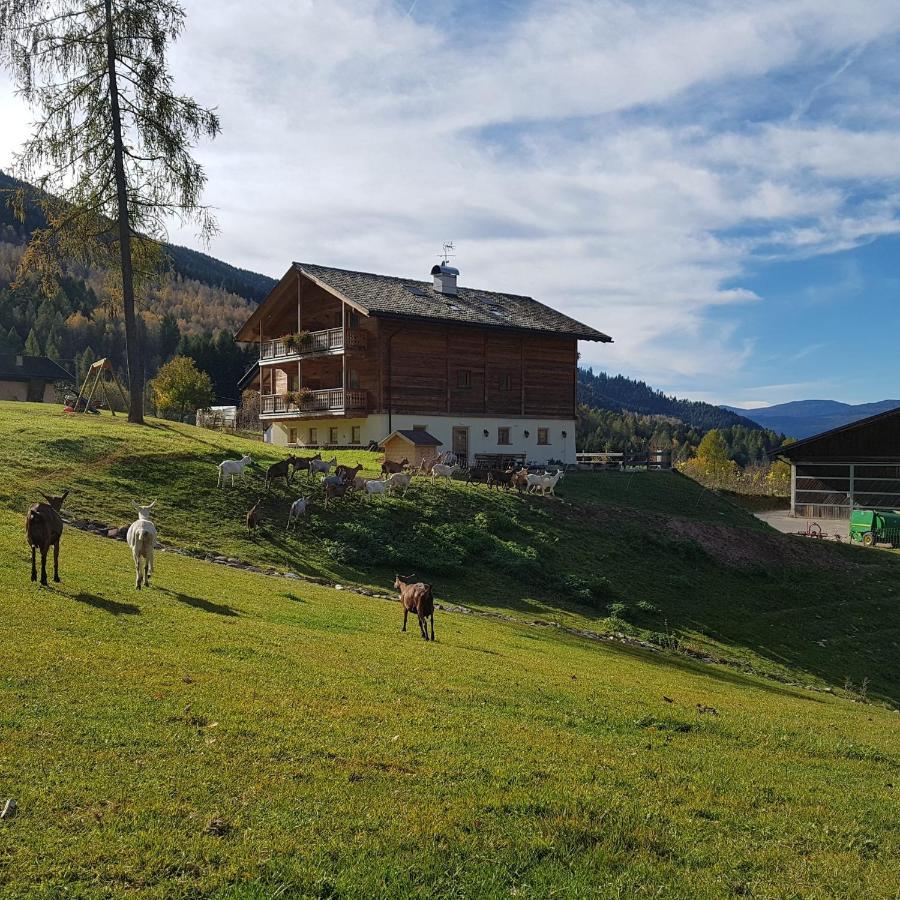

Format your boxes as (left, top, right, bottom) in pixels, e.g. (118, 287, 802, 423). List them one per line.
(438, 241, 455, 266)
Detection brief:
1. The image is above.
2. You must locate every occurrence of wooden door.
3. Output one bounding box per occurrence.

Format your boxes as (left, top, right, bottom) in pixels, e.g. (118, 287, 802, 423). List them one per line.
(452, 426, 469, 465)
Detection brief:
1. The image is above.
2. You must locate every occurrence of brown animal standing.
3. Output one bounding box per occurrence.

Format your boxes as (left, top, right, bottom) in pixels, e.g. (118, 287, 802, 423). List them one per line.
(265, 455, 298, 489)
(335, 462, 363, 483)
(394, 574, 435, 641)
(246, 499, 263, 533)
(381, 457, 409, 477)
(26, 491, 68, 586)
(291, 452, 322, 477)
(324, 480, 350, 508)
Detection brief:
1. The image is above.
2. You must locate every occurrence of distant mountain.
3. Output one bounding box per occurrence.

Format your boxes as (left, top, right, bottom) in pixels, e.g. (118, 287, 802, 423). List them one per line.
(578, 369, 763, 433)
(724, 399, 900, 439)
(0, 170, 276, 304)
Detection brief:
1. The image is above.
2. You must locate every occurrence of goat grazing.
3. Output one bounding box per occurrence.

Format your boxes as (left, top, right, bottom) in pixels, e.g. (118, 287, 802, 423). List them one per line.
(126, 501, 157, 590)
(386, 472, 412, 495)
(381, 457, 409, 477)
(26, 491, 68, 586)
(217, 454, 252, 487)
(325, 480, 350, 508)
(430, 462, 458, 484)
(286, 496, 308, 530)
(310, 456, 337, 478)
(246, 498, 263, 534)
(292, 452, 322, 477)
(265, 455, 297, 489)
(394, 574, 435, 641)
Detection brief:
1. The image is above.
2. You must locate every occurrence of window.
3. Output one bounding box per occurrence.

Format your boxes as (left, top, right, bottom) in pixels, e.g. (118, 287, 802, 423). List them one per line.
(308, 427, 318, 444)
(499, 373, 512, 391)
(288, 372, 299, 392)
(329, 426, 339, 444)
(348, 310, 360, 328)
(457, 369, 471, 389)
(288, 427, 298, 444)
(351, 426, 361, 444)
(537, 427, 549, 445)
(497, 427, 511, 446)
(349, 369, 360, 389)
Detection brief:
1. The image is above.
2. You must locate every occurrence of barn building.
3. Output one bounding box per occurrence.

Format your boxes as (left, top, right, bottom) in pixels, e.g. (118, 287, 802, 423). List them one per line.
(235, 261, 611, 465)
(777, 406, 900, 518)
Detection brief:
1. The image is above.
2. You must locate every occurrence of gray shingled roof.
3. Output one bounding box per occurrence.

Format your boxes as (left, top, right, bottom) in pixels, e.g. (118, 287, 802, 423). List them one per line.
(380, 429, 443, 447)
(0, 354, 73, 381)
(296, 262, 611, 342)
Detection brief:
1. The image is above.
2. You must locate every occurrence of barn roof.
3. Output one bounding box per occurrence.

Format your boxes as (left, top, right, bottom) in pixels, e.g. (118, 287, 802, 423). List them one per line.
(774, 405, 900, 460)
(0, 354, 73, 382)
(378, 429, 443, 448)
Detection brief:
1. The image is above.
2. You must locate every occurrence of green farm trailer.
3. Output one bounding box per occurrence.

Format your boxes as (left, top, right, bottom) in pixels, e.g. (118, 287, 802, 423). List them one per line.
(848, 509, 900, 547)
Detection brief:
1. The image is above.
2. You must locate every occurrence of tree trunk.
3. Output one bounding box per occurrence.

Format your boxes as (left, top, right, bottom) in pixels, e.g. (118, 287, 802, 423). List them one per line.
(104, 0, 143, 424)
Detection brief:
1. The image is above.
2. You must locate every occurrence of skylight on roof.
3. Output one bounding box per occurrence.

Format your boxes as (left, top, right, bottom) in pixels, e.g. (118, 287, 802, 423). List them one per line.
(405, 285, 427, 297)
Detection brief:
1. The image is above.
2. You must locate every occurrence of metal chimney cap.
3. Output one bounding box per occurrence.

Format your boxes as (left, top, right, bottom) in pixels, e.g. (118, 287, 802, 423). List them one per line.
(430, 264, 459, 276)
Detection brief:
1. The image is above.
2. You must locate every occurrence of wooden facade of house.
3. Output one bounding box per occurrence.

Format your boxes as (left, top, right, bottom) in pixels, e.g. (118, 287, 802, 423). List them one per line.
(235, 262, 610, 464)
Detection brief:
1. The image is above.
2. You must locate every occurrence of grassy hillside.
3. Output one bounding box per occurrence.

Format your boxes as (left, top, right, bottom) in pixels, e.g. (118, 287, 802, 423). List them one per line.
(1, 511, 898, 898)
(0, 402, 898, 705)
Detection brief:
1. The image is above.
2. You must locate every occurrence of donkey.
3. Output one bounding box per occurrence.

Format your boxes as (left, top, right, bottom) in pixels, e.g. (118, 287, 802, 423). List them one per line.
(26, 491, 68, 586)
(127, 501, 157, 590)
(394, 574, 435, 641)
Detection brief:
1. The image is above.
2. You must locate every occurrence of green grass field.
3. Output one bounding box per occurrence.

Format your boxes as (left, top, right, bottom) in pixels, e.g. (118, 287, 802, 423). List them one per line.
(1, 510, 898, 898)
(0, 403, 897, 702)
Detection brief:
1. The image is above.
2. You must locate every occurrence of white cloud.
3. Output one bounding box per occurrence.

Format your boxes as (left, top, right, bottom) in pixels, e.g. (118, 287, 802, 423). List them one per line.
(2, 0, 900, 402)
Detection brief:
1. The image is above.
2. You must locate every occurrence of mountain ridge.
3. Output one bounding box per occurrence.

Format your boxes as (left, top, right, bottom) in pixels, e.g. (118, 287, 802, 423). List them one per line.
(724, 399, 900, 439)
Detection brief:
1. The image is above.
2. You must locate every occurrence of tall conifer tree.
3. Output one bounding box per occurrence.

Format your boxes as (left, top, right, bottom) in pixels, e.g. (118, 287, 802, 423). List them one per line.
(0, 0, 219, 423)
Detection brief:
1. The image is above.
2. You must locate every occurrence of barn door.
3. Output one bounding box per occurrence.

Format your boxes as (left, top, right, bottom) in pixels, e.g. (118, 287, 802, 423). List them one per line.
(452, 426, 469, 465)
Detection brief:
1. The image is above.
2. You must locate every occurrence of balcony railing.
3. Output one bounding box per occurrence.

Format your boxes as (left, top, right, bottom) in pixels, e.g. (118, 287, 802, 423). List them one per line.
(260, 327, 367, 360)
(261, 388, 367, 416)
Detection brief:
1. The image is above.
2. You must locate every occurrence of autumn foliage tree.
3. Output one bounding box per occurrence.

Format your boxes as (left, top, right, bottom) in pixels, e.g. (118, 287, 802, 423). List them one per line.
(0, 0, 219, 423)
(150, 355, 213, 422)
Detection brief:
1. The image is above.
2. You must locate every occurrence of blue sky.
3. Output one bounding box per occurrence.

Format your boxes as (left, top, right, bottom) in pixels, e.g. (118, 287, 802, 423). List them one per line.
(2, 0, 900, 408)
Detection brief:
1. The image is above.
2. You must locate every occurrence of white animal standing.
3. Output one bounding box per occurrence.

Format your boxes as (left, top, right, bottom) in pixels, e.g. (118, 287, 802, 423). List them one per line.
(127, 501, 157, 590)
(430, 463, 458, 484)
(310, 456, 337, 478)
(286, 496, 308, 531)
(217, 454, 252, 487)
(364, 478, 387, 497)
(386, 472, 412, 495)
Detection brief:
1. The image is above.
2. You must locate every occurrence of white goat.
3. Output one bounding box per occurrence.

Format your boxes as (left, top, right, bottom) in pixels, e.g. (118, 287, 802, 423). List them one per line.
(310, 456, 337, 478)
(217, 454, 252, 487)
(431, 463, 458, 484)
(364, 478, 387, 497)
(387, 472, 412, 495)
(127, 501, 157, 590)
(286, 496, 308, 531)
(529, 469, 564, 496)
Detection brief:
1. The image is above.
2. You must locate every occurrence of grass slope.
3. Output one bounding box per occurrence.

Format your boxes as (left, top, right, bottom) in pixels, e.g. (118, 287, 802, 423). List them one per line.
(1, 513, 898, 898)
(0, 402, 898, 704)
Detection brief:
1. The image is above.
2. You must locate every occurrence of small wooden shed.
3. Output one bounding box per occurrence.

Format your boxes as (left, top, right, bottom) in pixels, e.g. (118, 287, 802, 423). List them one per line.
(379, 429, 442, 468)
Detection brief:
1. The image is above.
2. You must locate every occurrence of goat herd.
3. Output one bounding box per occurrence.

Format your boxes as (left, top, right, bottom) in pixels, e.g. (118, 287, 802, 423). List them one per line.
(23, 450, 563, 641)
(216, 451, 566, 536)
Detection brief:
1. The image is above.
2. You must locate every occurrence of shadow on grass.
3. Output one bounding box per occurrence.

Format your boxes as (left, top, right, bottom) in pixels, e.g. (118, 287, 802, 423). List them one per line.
(158, 587, 239, 617)
(281, 592, 308, 603)
(71, 592, 141, 616)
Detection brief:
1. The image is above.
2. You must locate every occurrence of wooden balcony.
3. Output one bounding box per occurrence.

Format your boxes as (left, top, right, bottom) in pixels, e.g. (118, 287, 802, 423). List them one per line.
(260, 327, 367, 361)
(260, 388, 367, 418)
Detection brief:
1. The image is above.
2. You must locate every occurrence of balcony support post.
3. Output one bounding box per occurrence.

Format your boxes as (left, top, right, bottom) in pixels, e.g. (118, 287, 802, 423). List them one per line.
(341, 302, 347, 394)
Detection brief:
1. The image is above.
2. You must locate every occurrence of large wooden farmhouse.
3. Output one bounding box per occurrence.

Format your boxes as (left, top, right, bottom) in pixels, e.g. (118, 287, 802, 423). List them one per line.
(235, 261, 610, 465)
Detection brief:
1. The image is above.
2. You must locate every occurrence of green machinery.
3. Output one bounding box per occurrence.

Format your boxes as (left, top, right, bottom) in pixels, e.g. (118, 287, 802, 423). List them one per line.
(848, 509, 900, 547)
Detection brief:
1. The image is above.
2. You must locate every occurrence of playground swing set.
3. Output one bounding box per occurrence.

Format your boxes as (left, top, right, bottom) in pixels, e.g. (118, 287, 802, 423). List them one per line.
(65, 358, 130, 416)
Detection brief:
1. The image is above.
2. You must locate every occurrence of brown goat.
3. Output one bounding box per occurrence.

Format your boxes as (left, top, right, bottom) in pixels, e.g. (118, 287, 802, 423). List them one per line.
(291, 452, 322, 477)
(381, 457, 409, 477)
(265, 455, 298, 489)
(324, 480, 350, 508)
(26, 491, 68, 586)
(335, 462, 363, 483)
(246, 499, 263, 533)
(394, 574, 435, 641)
